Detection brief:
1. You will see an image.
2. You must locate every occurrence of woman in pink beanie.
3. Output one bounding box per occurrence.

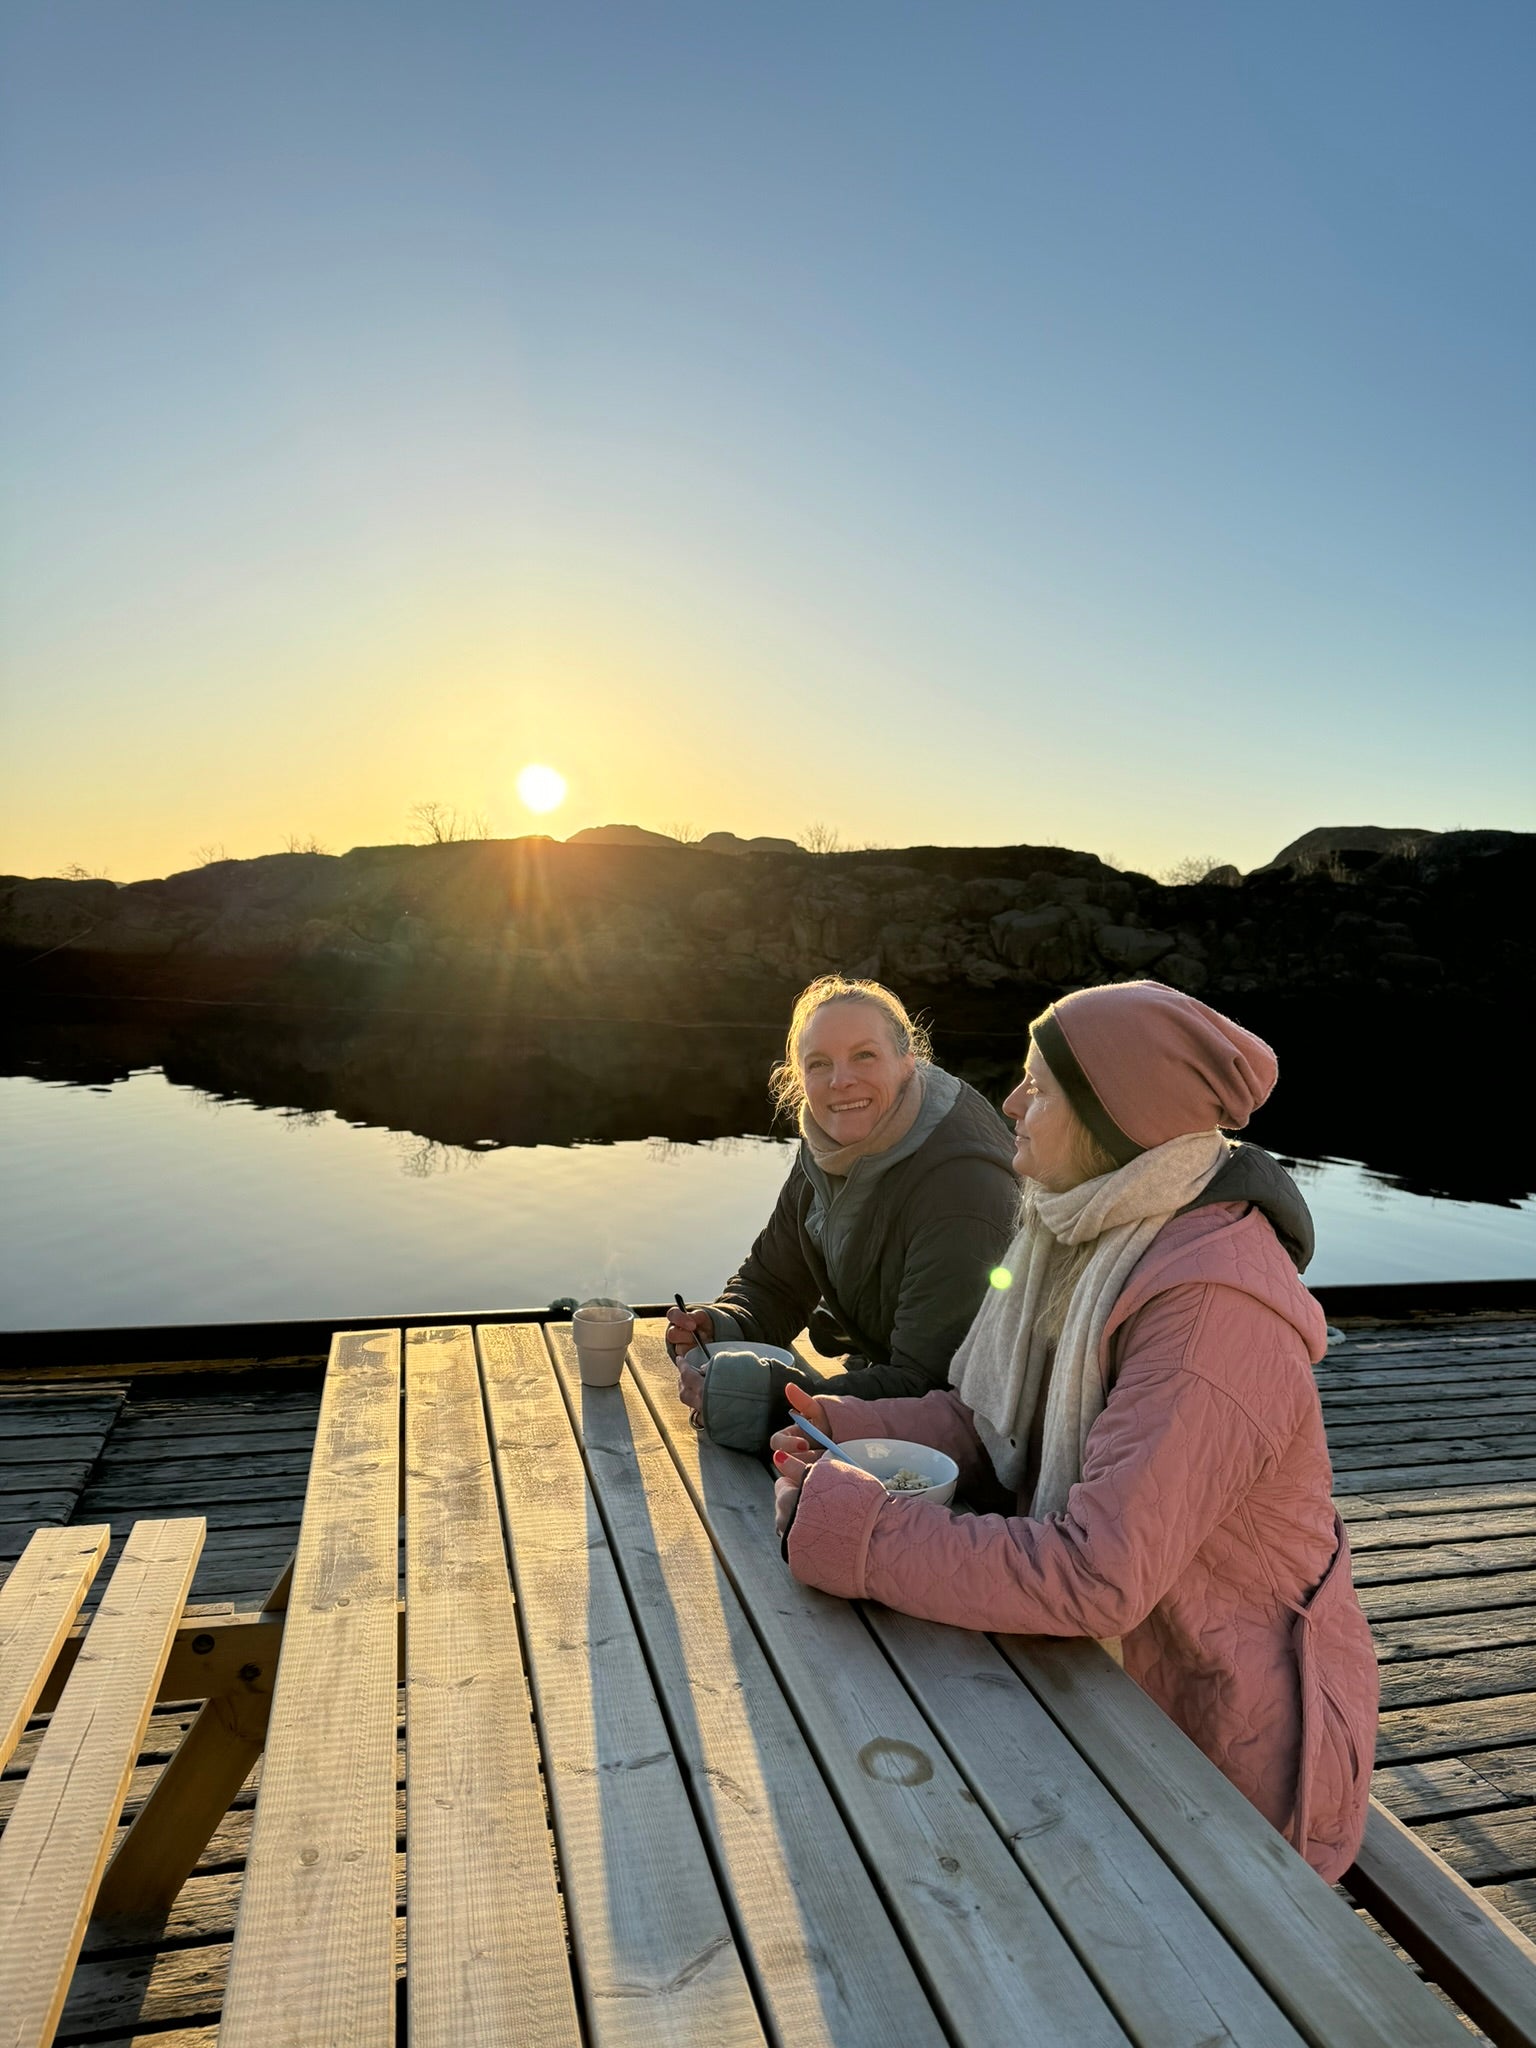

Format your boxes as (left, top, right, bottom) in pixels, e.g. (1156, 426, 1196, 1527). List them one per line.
(773, 980, 1378, 1882)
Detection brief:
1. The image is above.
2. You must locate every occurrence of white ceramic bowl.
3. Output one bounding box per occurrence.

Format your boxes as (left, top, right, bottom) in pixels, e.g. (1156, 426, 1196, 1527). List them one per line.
(683, 1341, 799, 1373)
(834, 1437, 958, 1505)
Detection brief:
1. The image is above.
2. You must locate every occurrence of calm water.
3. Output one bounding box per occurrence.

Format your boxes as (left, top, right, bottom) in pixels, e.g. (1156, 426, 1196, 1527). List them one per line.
(2, 1068, 1532, 1330)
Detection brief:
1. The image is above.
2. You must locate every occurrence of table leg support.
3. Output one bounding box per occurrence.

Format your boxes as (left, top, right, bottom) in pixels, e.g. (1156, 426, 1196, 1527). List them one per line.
(93, 1685, 272, 1917)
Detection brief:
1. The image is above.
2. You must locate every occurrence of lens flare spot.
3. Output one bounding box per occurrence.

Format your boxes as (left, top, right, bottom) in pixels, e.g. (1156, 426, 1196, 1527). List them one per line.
(989, 1266, 1013, 1290)
(516, 763, 567, 814)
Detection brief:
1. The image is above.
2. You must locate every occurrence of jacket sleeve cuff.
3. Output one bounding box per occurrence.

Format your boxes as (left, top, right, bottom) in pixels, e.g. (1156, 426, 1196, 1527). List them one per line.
(819, 1394, 897, 1442)
(785, 1459, 889, 1598)
(701, 1305, 745, 1342)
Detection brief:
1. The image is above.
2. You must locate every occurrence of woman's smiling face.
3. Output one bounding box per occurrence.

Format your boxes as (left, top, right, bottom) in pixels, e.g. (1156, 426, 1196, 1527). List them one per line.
(799, 1000, 915, 1146)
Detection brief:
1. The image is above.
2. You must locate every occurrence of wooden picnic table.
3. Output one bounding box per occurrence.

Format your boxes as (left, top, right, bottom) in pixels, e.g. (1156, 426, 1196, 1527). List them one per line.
(5, 1313, 1531, 2046)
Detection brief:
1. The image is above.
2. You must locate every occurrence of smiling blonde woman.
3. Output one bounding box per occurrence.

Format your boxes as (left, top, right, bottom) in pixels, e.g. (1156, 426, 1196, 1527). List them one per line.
(665, 975, 1019, 1454)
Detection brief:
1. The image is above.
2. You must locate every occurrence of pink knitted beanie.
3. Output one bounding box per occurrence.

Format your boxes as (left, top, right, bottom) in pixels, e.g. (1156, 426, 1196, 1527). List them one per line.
(1030, 981, 1278, 1164)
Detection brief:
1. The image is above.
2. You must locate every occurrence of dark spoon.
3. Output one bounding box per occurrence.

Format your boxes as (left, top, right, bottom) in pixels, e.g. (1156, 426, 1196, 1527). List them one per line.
(674, 1292, 711, 1364)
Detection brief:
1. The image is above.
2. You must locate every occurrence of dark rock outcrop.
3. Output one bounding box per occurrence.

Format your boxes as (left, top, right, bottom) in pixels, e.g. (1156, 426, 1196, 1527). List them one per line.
(698, 830, 800, 855)
(1265, 825, 1436, 870)
(565, 823, 682, 848)
(2, 829, 1530, 1023)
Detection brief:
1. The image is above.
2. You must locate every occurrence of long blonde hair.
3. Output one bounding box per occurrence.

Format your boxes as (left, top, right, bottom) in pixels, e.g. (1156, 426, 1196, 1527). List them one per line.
(768, 976, 933, 1121)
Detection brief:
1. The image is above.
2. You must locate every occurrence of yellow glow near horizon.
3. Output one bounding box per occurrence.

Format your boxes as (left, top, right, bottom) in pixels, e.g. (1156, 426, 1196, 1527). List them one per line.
(516, 763, 567, 815)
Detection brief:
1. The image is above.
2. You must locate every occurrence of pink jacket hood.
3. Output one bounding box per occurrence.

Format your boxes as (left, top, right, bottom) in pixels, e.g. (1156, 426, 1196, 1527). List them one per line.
(1103, 1200, 1330, 1364)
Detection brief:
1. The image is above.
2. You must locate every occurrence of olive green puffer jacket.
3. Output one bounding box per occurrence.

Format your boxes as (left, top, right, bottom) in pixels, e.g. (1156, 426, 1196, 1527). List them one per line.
(698, 1075, 1018, 1452)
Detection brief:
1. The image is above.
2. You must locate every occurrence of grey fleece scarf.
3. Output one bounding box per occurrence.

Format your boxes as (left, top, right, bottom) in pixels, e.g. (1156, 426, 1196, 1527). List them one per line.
(801, 1067, 962, 1280)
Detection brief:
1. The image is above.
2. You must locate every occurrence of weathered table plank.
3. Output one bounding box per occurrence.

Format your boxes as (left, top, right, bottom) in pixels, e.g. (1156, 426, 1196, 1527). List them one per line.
(863, 1608, 1307, 2048)
(402, 1325, 581, 2048)
(995, 1637, 1467, 2045)
(543, 1322, 958, 2048)
(618, 1321, 1131, 2048)
(219, 1329, 401, 2048)
(1347, 1798, 1536, 2048)
(479, 1320, 765, 2048)
(8, 1308, 1531, 2044)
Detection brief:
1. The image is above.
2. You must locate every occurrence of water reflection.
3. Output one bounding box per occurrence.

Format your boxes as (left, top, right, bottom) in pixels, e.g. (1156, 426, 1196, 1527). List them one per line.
(2, 994, 1532, 1208)
(2, 994, 1532, 1327)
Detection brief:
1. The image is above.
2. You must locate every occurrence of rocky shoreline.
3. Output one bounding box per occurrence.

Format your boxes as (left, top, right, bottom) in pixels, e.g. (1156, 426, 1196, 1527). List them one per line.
(2, 829, 1529, 1022)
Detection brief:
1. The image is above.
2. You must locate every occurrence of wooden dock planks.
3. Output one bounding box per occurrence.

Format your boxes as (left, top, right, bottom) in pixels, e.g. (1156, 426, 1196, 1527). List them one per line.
(1323, 1318, 1536, 1957)
(402, 1324, 580, 2048)
(0, 1517, 204, 2048)
(219, 1330, 401, 2048)
(0, 1388, 125, 1567)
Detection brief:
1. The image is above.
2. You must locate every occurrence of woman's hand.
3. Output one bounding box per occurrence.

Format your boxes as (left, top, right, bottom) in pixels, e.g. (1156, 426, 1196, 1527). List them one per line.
(676, 1357, 706, 1426)
(772, 1383, 830, 1534)
(768, 1379, 830, 1463)
(665, 1305, 714, 1360)
(667, 1307, 715, 1427)
(773, 1448, 814, 1537)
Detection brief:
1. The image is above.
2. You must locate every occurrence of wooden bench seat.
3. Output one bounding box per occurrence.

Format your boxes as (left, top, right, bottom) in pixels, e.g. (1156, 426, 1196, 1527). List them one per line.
(0, 1526, 110, 1774)
(1343, 1796, 1536, 2048)
(0, 1518, 204, 2048)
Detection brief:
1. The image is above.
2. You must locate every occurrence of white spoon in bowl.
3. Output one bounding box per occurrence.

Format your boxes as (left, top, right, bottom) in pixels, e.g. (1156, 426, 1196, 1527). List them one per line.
(783, 1409, 860, 1468)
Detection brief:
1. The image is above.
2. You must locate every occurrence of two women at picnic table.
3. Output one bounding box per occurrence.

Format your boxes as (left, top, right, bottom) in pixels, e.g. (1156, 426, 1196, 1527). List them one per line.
(672, 973, 1378, 1882)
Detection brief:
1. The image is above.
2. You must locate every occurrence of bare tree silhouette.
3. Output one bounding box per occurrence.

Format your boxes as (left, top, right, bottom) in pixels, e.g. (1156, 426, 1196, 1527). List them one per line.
(407, 801, 490, 844)
(802, 821, 843, 855)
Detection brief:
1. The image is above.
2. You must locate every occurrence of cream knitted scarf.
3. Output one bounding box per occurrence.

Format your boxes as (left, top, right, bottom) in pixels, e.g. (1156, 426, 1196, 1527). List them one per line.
(949, 1130, 1229, 1514)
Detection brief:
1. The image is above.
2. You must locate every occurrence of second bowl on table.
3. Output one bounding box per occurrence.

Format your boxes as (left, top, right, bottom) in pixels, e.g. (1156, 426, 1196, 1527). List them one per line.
(832, 1438, 958, 1505)
(682, 1340, 799, 1373)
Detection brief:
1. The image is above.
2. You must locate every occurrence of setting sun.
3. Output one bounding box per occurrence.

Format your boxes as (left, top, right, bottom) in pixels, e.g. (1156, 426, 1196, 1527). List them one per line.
(515, 763, 567, 815)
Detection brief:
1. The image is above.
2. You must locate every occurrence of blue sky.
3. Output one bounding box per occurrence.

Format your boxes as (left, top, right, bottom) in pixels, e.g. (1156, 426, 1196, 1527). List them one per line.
(2, 1, 1531, 879)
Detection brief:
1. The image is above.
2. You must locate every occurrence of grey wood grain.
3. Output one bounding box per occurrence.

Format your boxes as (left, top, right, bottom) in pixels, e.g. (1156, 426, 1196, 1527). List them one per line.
(1377, 1693, 1536, 1763)
(478, 1320, 764, 2048)
(403, 1325, 581, 2048)
(545, 1323, 963, 2048)
(220, 1329, 401, 2048)
(995, 1636, 1467, 2046)
(616, 1320, 1133, 2048)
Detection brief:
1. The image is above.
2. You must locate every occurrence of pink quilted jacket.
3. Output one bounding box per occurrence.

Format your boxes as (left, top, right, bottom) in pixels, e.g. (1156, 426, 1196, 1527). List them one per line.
(786, 1202, 1378, 1881)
